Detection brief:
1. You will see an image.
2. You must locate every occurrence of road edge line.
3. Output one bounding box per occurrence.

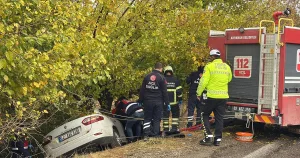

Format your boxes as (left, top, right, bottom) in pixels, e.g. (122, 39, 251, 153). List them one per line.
(243, 141, 281, 158)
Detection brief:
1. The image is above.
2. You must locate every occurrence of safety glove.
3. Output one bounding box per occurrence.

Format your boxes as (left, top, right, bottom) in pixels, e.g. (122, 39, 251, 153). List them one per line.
(178, 100, 183, 105)
(137, 99, 143, 107)
(178, 100, 183, 109)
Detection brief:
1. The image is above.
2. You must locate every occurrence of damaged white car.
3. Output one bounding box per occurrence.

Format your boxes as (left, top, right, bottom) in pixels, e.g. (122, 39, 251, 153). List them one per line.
(43, 112, 127, 157)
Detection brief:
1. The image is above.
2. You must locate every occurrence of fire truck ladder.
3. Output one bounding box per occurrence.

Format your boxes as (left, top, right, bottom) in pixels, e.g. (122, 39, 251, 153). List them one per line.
(258, 20, 278, 116)
(258, 19, 294, 116)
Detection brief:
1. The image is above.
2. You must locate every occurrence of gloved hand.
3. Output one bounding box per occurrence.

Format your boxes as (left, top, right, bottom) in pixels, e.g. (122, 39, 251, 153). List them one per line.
(178, 100, 182, 109)
(178, 100, 182, 105)
(137, 99, 143, 106)
(168, 105, 171, 111)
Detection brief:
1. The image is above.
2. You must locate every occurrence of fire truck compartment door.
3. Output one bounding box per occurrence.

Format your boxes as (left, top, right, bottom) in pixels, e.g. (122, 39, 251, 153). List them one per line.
(227, 44, 260, 103)
(285, 44, 300, 93)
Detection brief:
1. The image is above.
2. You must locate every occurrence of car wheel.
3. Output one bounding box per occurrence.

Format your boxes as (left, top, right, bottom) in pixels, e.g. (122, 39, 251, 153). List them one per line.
(111, 128, 122, 148)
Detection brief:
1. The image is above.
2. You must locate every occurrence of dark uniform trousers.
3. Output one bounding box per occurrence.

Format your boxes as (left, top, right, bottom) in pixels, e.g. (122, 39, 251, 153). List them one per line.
(202, 98, 226, 139)
(163, 104, 180, 131)
(143, 100, 163, 137)
(187, 95, 203, 127)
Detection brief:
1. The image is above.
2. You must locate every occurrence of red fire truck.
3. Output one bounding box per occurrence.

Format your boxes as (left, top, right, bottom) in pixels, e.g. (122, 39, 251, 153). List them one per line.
(208, 9, 300, 132)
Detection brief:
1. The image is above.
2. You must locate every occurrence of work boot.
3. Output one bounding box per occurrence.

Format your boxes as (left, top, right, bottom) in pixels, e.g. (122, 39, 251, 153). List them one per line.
(127, 139, 133, 143)
(169, 128, 178, 134)
(161, 131, 167, 137)
(214, 138, 221, 146)
(143, 136, 149, 142)
(187, 123, 193, 128)
(199, 135, 213, 146)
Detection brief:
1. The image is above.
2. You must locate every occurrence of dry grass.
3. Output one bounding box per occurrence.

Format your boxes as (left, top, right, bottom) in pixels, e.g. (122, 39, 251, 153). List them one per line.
(74, 127, 249, 158)
(75, 101, 206, 158)
(75, 131, 204, 158)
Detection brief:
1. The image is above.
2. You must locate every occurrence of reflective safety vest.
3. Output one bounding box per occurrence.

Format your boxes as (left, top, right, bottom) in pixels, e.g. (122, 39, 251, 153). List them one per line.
(165, 75, 183, 105)
(197, 59, 232, 99)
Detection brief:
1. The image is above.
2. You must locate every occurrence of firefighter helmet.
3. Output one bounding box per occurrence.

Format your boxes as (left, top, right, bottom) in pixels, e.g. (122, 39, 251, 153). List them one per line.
(209, 49, 221, 56)
(164, 65, 173, 74)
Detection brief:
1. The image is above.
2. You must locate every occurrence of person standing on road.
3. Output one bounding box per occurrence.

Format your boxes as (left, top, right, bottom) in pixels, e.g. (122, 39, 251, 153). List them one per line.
(197, 49, 232, 146)
(138, 62, 170, 139)
(162, 66, 183, 134)
(186, 65, 204, 128)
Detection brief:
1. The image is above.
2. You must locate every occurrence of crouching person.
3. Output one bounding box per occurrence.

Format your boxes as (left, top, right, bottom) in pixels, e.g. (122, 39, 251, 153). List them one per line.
(115, 97, 144, 143)
(10, 133, 31, 158)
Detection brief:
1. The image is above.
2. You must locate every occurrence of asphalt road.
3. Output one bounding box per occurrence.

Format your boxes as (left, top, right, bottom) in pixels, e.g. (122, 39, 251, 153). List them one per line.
(179, 124, 300, 158)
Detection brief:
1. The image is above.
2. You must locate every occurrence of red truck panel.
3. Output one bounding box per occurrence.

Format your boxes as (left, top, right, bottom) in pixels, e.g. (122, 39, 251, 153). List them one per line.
(284, 27, 300, 44)
(208, 36, 226, 61)
(225, 29, 260, 44)
(281, 95, 300, 126)
(279, 27, 300, 115)
(278, 41, 285, 112)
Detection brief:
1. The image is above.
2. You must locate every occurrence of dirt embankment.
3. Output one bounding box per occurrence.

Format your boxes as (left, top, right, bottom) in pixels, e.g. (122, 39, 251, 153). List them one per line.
(76, 123, 300, 158)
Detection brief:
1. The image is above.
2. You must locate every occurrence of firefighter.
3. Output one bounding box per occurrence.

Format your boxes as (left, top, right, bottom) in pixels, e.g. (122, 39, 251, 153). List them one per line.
(138, 62, 170, 139)
(186, 65, 205, 127)
(114, 97, 144, 143)
(162, 66, 183, 134)
(197, 49, 232, 146)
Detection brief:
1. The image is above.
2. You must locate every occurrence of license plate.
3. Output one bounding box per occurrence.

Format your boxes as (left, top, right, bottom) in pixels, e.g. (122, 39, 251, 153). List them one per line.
(232, 106, 252, 113)
(58, 127, 81, 142)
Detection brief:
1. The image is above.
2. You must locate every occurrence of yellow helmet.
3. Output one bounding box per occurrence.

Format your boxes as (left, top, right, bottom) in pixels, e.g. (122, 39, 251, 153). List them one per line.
(164, 65, 173, 74)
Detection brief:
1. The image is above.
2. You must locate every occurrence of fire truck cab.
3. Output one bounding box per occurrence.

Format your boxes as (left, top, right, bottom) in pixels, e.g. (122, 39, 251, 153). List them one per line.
(208, 13, 300, 131)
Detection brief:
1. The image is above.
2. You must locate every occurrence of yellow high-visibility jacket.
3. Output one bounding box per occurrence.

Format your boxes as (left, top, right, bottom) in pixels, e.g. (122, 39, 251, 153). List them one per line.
(196, 59, 232, 99)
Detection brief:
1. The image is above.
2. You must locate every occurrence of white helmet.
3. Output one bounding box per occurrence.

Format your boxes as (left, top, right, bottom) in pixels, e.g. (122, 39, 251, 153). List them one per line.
(209, 49, 221, 56)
